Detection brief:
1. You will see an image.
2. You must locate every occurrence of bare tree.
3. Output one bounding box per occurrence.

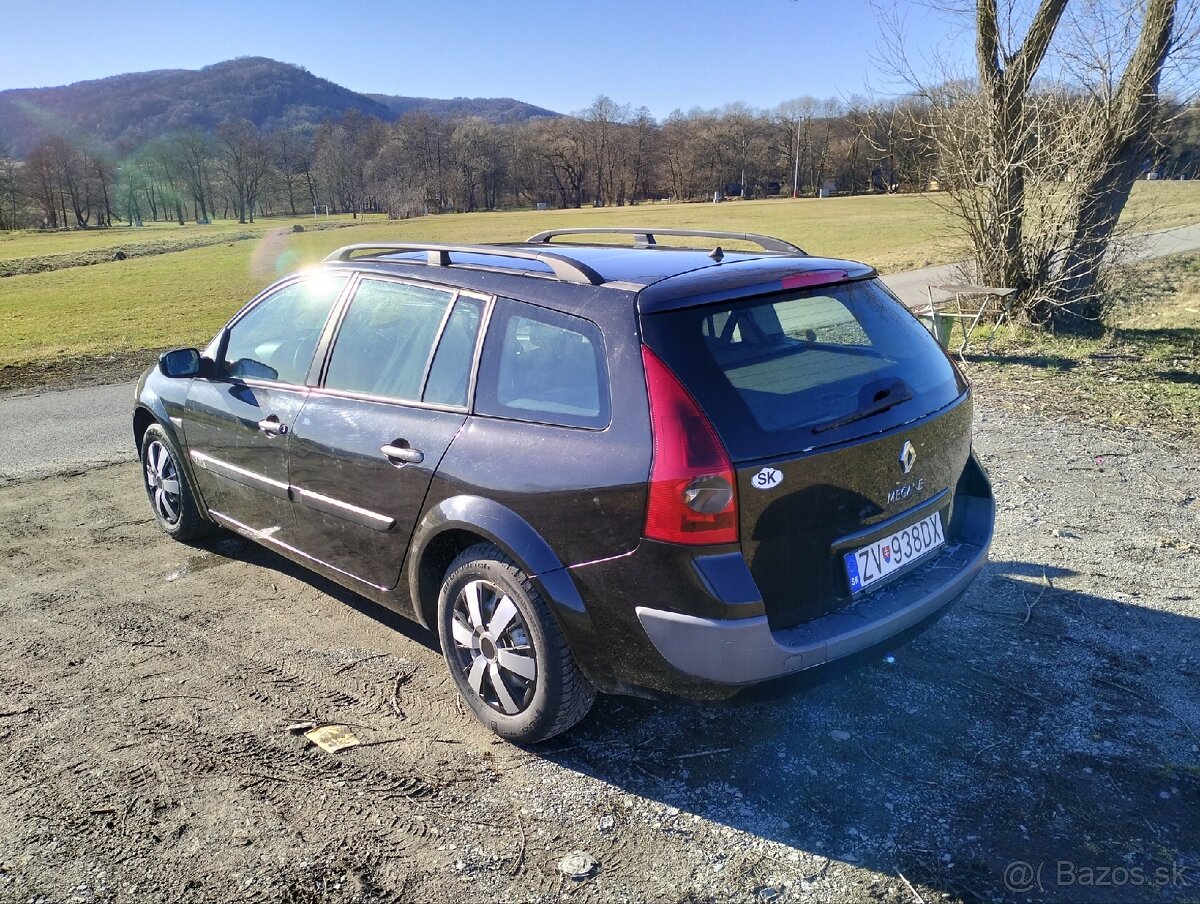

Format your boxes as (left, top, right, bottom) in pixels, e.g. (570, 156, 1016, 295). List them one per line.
(533, 117, 589, 209)
(273, 127, 313, 216)
(581, 95, 631, 206)
(774, 97, 819, 197)
(623, 107, 660, 202)
(313, 112, 383, 217)
(716, 103, 768, 198)
(449, 117, 495, 212)
(24, 141, 61, 227)
(1052, 0, 1185, 307)
(862, 97, 936, 191)
(883, 0, 1197, 328)
(215, 119, 270, 223)
(0, 146, 23, 230)
(661, 109, 726, 200)
(170, 130, 215, 222)
(44, 135, 93, 227)
(82, 145, 116, 227)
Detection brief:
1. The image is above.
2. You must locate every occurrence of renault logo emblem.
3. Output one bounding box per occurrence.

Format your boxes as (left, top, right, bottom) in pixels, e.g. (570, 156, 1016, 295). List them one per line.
(899, 441, 917, 474)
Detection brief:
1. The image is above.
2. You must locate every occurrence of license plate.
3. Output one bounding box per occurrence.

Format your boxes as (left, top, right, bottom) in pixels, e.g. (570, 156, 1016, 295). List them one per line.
(844, 511, 945, 595)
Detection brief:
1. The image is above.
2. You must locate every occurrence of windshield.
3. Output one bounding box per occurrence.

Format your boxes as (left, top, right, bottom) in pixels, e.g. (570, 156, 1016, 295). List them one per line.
(640, 278, 965, 460)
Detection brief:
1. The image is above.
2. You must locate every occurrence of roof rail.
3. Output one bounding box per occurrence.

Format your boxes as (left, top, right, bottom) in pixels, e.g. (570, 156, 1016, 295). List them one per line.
(525, 227, 805, 255)
(323, 242, 606, 286)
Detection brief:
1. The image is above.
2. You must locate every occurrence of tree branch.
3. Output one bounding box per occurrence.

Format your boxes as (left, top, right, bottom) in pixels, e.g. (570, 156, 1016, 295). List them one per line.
(1012, 0, 1071, 92)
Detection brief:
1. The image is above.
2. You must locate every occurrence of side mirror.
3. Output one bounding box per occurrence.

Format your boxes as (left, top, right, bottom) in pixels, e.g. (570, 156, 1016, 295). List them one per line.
(159, 347, 203, 378)
(226, 358, 279, 381)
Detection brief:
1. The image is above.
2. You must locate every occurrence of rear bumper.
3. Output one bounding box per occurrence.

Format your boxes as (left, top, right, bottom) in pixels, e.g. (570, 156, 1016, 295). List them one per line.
(634, 485, 994, 686)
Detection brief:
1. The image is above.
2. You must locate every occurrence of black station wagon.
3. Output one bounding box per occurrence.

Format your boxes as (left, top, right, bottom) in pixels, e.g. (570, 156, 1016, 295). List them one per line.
(134, 228, 995, 742)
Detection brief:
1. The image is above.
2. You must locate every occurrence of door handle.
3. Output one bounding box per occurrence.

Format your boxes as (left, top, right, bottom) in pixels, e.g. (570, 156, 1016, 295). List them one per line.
(258, 416, 289, 437)
(381, 443, 424, 465)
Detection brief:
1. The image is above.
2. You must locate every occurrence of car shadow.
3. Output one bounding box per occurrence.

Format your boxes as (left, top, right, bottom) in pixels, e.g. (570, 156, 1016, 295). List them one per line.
(194, 531, 441, 654)
(533, 560, 1200, 903)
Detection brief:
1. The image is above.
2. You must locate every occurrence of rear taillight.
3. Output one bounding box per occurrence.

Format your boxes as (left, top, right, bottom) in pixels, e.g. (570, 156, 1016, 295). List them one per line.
(641, 345, 739, 545)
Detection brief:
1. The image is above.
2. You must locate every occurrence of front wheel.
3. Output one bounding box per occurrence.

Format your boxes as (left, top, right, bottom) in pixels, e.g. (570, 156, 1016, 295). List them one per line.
(140, 423, 214, 542)
(437, 543, 595, 743)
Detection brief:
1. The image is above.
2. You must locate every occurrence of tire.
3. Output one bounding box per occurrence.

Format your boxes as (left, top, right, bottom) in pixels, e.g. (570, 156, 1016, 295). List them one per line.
(437, 542, 596, 743)
(140, 423, 214, 542)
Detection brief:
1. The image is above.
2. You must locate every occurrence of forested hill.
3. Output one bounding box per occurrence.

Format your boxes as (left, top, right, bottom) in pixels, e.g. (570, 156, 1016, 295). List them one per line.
(0, 57, 559, 156)
(365, 94, 559, 123)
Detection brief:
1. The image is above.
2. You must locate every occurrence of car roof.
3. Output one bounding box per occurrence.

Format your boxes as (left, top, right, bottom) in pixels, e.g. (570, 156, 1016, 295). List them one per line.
(319, 235, 878, 317)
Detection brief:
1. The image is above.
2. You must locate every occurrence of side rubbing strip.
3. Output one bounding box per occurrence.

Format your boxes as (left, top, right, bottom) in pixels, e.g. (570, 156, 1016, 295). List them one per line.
(190, 450, 290, 500)
(289, 485, 396, 532)
(208, 510, 390, 592)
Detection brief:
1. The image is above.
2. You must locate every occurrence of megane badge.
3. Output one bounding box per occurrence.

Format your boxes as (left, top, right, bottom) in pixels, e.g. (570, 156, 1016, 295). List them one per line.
(899, 441, 917, 475)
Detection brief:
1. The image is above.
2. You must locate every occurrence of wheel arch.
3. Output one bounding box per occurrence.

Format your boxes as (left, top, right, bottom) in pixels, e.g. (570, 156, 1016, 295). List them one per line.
(132, 404, 161, 452)
(409, 494, 580, 625)
(407, 494, 613, 689)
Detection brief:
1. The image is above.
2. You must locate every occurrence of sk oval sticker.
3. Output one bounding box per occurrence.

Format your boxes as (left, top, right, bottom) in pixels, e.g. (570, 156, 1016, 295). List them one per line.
(752, 467, 783, 490)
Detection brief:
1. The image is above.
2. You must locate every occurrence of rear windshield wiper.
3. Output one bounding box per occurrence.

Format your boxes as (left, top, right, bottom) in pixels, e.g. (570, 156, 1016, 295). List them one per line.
(812, 380, 913, 434)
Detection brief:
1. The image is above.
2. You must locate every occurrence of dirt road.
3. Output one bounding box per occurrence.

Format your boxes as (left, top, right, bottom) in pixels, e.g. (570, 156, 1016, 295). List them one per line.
(1, 402, 1198, 903)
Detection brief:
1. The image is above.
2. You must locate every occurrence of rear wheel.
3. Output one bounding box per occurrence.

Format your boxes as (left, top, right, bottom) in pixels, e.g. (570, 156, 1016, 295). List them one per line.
(437, 542, 595, 743)
(140, 423, 213, 542)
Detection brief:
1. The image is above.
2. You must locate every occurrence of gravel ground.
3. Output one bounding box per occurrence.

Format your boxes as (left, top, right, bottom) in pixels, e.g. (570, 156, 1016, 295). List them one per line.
(0, 401, 1197, 903)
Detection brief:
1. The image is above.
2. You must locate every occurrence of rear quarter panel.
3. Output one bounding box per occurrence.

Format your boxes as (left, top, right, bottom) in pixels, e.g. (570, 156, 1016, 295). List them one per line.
(424, 299, 651, 569)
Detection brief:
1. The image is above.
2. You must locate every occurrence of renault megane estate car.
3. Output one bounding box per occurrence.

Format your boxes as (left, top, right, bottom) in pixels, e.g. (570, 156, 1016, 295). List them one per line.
(133, 227, 995, 743)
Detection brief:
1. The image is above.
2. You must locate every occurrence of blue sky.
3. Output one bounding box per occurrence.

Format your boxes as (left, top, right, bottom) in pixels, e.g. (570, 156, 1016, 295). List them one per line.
(0, 0, 971, 118)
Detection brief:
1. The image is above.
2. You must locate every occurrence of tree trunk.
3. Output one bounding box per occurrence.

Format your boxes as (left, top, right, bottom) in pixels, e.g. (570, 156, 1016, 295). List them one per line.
(973, 0, 1067, 292)
(1049, 0, 1176, 330)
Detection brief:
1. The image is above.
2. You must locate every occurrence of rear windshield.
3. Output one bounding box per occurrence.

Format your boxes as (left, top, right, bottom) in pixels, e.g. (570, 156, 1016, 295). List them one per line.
(641, 278, 965, 460)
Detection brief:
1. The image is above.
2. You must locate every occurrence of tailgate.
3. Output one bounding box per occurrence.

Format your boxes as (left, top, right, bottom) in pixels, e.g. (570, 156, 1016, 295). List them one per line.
(737, 394, 972, 629)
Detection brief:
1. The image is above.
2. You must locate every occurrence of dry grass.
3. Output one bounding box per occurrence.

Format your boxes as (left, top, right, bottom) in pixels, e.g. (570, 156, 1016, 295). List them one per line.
(968, 251, 1200, 443)
(0, 194, 961, 370)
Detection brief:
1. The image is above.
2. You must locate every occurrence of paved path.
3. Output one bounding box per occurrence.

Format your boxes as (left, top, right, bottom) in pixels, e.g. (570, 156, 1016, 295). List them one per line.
(880, 222, 1200, 306)
(0, 382, 136, 484)
(2, 222, 1198, 484)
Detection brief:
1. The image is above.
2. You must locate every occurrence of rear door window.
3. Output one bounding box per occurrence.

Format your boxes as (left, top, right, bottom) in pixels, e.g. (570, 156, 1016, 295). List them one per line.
(324, 279, 458, 402)
(641, 278, 964, 459)
(475, 300, 610, 429)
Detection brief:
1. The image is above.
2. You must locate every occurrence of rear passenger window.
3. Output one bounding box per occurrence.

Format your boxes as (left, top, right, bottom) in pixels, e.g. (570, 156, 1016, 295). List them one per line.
(476, 301, 609, 429)
(324, 279, 455, 401)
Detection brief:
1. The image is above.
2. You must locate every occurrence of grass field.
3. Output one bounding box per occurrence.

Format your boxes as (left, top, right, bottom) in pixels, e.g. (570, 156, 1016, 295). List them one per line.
(970, 251, 1200, 442)
(1, 182, 1197, 373)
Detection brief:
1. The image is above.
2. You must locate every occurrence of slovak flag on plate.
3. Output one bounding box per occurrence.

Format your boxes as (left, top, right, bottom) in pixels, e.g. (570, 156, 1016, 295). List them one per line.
(882, 545, 892, 562)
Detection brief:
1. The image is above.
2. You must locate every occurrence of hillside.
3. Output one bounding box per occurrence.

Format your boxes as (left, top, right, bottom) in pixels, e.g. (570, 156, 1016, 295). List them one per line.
(0, 57, 558, 156)
(366, 93, 559, 123)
